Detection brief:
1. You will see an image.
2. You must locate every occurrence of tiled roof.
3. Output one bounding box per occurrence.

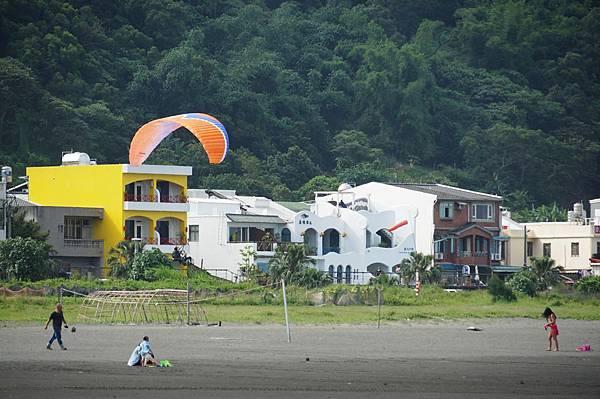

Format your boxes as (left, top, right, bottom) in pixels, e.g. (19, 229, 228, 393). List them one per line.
(390, 183, 502, 202)
(277, 202, 311, 212)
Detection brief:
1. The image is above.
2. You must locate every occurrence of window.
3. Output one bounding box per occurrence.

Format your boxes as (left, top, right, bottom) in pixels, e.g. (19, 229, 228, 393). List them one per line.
(471, 203, 493, 220)
(434, 240, 446, 254)
(439, 202, 453, 219)
(281, 228, 291, 243)
(474, 236, 488, 253)
(527, 242, 533, 257)
(571, 242, 579, 257)
(543, 243, 551, 257)
(64, 217, 83, 239)
(189, 225, 199, 242)
(228, 227, 249, 242)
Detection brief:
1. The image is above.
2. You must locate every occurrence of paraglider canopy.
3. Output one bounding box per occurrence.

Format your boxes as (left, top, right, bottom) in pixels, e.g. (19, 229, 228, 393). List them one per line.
(129, 113, 229, 166)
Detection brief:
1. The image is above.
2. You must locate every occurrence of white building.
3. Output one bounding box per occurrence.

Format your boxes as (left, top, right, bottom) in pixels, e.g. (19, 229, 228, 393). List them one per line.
(502, 200, 600, 276)
(186, 182, 436, 283)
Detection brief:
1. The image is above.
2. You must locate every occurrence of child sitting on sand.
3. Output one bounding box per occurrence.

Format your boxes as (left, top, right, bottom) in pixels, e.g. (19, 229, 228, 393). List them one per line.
(127, 336, 157, 367)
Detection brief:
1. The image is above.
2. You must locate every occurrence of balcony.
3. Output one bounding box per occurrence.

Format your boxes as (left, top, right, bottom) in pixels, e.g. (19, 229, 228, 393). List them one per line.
(57, 239, 104, 257)
(123, 193, 187, 203)
(144, 237, 186, 253)
(256, 241, 275, 252)
(323, 246, 340, 255)
(123, 193, 189, 212)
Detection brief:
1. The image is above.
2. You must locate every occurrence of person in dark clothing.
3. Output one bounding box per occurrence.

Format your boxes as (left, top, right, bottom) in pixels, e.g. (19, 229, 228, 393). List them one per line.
(44, 303, 68, 350)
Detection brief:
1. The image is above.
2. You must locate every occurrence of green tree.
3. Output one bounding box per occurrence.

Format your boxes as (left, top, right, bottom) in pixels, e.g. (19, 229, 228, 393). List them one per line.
(106, 240, 145, 278)
(331, 130, 383, 170)
(238, 244, 260, 282)
(506, 270, 538, 297)
(129, 248, 172, 281)
(268, 243, 315, 284)
(9, 211, 49, 241)
(487, 275, 516, 302)
(528, 256, 563, 290)
(0, 237, 55, 280)
(266, 146, 320, 191)
(399, 251, 439, 284)
(295, 175, 340, 201)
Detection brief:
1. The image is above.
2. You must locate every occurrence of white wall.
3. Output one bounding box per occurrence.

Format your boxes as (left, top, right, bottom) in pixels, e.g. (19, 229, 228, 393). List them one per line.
(350, 182, 436, 255)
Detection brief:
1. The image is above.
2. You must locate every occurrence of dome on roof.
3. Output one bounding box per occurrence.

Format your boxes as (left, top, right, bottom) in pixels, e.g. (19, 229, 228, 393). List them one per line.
(338, 183, 352, 192)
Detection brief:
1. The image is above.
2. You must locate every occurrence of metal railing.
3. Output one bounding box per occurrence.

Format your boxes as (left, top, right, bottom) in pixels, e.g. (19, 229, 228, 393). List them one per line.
(202, 268, 243, 282)
(158, 194, 187, 203)
(143, 238, 187, 245)
(123, 193, 187, 203)
(256, 241, 275, 252)
(63, 239, 103, 248)
(124, 193, 154, 202)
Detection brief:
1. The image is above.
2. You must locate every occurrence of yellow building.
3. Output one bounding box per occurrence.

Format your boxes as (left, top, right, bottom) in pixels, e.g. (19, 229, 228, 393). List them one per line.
(27, 156, 192, 276)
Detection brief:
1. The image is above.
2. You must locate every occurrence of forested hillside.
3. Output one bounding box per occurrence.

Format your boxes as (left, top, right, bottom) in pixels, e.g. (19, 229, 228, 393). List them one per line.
(1, 0, 599, 213)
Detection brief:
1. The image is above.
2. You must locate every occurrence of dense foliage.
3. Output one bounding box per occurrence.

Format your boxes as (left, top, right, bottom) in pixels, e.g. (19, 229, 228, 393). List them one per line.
(1, 1, 599, 213)
(506, 270, 538, 297)
(0, 237, 56, 280)
(575, 276, 600, 294)
(268, 243, 329, 287)
(488, 275, 516, 302)
(129, 248, 173, 280)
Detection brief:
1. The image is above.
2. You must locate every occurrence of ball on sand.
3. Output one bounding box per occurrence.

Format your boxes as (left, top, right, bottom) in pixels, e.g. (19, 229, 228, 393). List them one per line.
(305, 357, 310, 362)
(71, 326, 76, 333)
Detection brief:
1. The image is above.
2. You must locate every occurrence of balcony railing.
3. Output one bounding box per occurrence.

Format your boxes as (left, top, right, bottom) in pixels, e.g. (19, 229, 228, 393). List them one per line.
(158, 194, 187, 203)
(323, 246, 340, 255)
(125, 237, 186, 245)
(459, 251, 488, 258)
(256, 241, 274, 252)
(124, 193, 154, 202)
(64, 239, 103, 248)
(124, 193, 187, 203)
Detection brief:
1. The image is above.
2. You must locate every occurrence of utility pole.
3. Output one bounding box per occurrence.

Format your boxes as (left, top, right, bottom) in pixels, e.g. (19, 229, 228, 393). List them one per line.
(1, 166, 12, 241)
(523, 224, 527, 267)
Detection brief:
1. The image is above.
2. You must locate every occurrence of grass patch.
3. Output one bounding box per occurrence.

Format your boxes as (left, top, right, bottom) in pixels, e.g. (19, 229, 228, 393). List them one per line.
(1, 284, 600, 324)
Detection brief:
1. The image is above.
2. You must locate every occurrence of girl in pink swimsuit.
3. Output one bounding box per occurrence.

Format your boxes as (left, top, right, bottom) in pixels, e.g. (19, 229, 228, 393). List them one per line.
(542, 307, 559, 351)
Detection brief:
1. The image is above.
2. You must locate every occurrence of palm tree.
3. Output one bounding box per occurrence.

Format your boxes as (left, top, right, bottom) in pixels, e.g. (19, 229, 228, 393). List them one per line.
(107, 240, 145, 278)
(399, 251, 438, 284)
(268, 243, 315, 284)
(528, 256, 563, 290)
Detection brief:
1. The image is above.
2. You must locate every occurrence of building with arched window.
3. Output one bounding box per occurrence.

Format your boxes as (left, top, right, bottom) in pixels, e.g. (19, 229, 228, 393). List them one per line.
(186, 182, 436, 284)
(25, 154, 192, 276)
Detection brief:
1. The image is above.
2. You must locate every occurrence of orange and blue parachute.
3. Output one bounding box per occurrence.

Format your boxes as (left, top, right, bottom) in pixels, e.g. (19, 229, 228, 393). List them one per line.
(129, 113, 229, 166)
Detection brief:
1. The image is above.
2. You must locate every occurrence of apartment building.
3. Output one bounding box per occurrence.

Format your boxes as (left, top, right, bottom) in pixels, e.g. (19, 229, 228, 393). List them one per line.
(503, 199, 600, 276)
(392, 183, 505, 283)
(26, 153, 192, 276)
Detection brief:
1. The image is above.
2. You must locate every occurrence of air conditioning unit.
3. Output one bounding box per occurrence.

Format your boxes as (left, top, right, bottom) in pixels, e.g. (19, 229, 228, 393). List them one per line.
(434, 253, 444, 260)
(492, 253, 502, 261)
